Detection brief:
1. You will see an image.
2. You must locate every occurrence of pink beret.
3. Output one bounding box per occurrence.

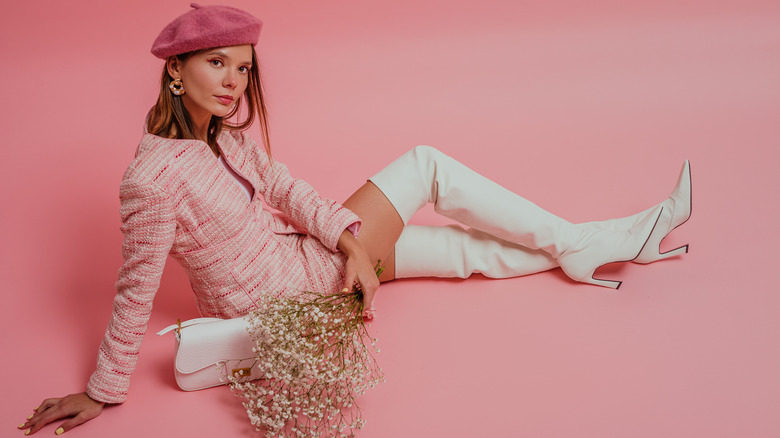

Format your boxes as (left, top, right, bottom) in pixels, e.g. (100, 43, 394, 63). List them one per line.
(151, 3, 263, 59)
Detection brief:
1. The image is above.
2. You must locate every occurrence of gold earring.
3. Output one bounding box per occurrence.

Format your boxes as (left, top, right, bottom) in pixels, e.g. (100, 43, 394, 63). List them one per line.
(169, 78, 185, 96)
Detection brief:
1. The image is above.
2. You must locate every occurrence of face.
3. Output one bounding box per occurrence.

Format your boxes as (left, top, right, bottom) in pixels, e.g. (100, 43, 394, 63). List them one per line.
(168, 45, 254, 127)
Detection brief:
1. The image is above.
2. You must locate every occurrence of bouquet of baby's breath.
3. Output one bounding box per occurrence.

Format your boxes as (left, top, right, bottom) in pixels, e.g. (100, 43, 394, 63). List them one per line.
(225, 264, 385, 437)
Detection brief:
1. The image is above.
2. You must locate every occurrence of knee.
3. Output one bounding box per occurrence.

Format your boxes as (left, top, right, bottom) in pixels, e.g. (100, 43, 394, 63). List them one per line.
(410, 145, 446, 163)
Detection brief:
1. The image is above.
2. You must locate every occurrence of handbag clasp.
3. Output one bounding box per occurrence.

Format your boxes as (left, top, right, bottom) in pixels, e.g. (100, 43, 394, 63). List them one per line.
(232, 367, 252, 378)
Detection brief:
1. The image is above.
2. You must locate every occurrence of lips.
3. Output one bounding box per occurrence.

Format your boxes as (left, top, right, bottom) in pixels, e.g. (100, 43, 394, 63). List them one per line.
(216, 95, 234, 105)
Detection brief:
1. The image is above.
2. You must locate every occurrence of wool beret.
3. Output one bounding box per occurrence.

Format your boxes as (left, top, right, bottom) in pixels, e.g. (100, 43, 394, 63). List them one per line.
(151, 3, 263, 59)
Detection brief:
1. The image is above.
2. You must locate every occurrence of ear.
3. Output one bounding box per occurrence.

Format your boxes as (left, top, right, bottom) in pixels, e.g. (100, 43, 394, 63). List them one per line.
(166, 56, 182, 79)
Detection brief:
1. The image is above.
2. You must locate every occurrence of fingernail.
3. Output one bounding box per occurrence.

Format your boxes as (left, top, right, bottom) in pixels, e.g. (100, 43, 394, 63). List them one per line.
(34, 405, 40, 410)
(342, 288, 349, 293)
(18, 423, 26, 429)
(25, 430, 30, 436)
(56, 427, 65, 435)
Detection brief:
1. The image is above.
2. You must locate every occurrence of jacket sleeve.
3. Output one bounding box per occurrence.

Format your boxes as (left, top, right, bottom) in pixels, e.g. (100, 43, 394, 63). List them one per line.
(245, 133, 361, 252)
(86, 171, 176, 404)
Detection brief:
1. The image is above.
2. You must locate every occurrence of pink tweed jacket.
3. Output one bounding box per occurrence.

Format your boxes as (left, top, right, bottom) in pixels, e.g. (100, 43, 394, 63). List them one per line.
(86, 130, 360, 404)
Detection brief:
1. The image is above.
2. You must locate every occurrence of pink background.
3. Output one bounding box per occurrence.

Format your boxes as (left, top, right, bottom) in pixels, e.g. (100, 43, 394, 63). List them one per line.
(2, 0, 779, 436)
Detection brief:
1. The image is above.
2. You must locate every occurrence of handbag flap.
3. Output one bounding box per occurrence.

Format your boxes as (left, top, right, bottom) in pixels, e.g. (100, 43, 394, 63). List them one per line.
(174, 316, 255, 374)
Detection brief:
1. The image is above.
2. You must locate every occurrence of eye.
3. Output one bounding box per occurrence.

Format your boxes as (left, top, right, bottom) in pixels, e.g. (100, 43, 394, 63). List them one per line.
(238, 66, 251, 74)
(209, 59, 223, 67)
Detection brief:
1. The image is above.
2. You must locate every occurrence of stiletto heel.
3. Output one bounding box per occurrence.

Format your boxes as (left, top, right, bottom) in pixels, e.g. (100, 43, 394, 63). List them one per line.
(634, 161, 692, 264)
(646, 243, 689, 261)
(583, 277, 622, 289)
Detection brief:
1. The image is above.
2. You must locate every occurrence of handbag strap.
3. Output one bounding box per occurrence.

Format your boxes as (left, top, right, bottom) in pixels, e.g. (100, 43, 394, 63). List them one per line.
(156, 317, 224, 336)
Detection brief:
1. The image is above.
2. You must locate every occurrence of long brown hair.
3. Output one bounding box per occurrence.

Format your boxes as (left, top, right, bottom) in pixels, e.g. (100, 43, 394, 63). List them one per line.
(146, 46, 271, 156)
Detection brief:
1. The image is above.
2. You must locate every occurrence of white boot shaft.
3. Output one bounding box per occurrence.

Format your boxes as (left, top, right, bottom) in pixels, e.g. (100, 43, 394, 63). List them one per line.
(371, 145, 578, 258)
(394, 224, 558, 279)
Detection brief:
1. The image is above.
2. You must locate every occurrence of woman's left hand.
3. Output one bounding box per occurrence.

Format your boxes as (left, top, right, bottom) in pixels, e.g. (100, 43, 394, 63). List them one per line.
(337, 230, 380, 315)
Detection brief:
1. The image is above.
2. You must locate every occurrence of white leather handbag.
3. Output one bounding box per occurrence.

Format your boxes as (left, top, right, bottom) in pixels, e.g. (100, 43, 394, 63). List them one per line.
(156, 316, 263, 391)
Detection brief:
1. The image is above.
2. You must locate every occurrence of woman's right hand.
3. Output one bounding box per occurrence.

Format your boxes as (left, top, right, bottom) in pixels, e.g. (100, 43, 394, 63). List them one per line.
(18, 392, 105, 435)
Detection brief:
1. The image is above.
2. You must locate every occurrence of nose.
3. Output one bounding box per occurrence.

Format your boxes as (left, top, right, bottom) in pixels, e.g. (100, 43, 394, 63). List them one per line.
(223, 70, 238, 89)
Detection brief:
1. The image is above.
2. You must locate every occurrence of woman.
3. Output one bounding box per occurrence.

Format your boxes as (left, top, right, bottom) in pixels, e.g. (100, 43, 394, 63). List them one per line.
(19, 4, 691, 435)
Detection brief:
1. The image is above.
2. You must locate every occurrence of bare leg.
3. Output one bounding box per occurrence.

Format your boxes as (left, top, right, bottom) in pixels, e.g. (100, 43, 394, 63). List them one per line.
(342, 182, 403, 282)
(343, 181, 558, 284)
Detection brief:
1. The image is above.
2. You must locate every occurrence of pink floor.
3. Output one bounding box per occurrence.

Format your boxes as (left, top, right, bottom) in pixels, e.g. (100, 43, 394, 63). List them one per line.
(2, 0, 779, 437)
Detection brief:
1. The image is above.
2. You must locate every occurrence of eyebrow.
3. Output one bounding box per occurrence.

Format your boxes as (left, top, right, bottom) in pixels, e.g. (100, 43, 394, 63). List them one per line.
(206, 50, 252, 65)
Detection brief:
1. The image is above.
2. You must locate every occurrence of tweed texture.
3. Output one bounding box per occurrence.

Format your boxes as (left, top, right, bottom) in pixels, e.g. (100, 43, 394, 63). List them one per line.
(86, 130, 360, 403)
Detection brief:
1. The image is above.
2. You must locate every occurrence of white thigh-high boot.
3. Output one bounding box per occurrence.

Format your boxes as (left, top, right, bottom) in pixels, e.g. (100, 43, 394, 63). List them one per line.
(394, 224, 558, 279)
(369, 145, 663, 289)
